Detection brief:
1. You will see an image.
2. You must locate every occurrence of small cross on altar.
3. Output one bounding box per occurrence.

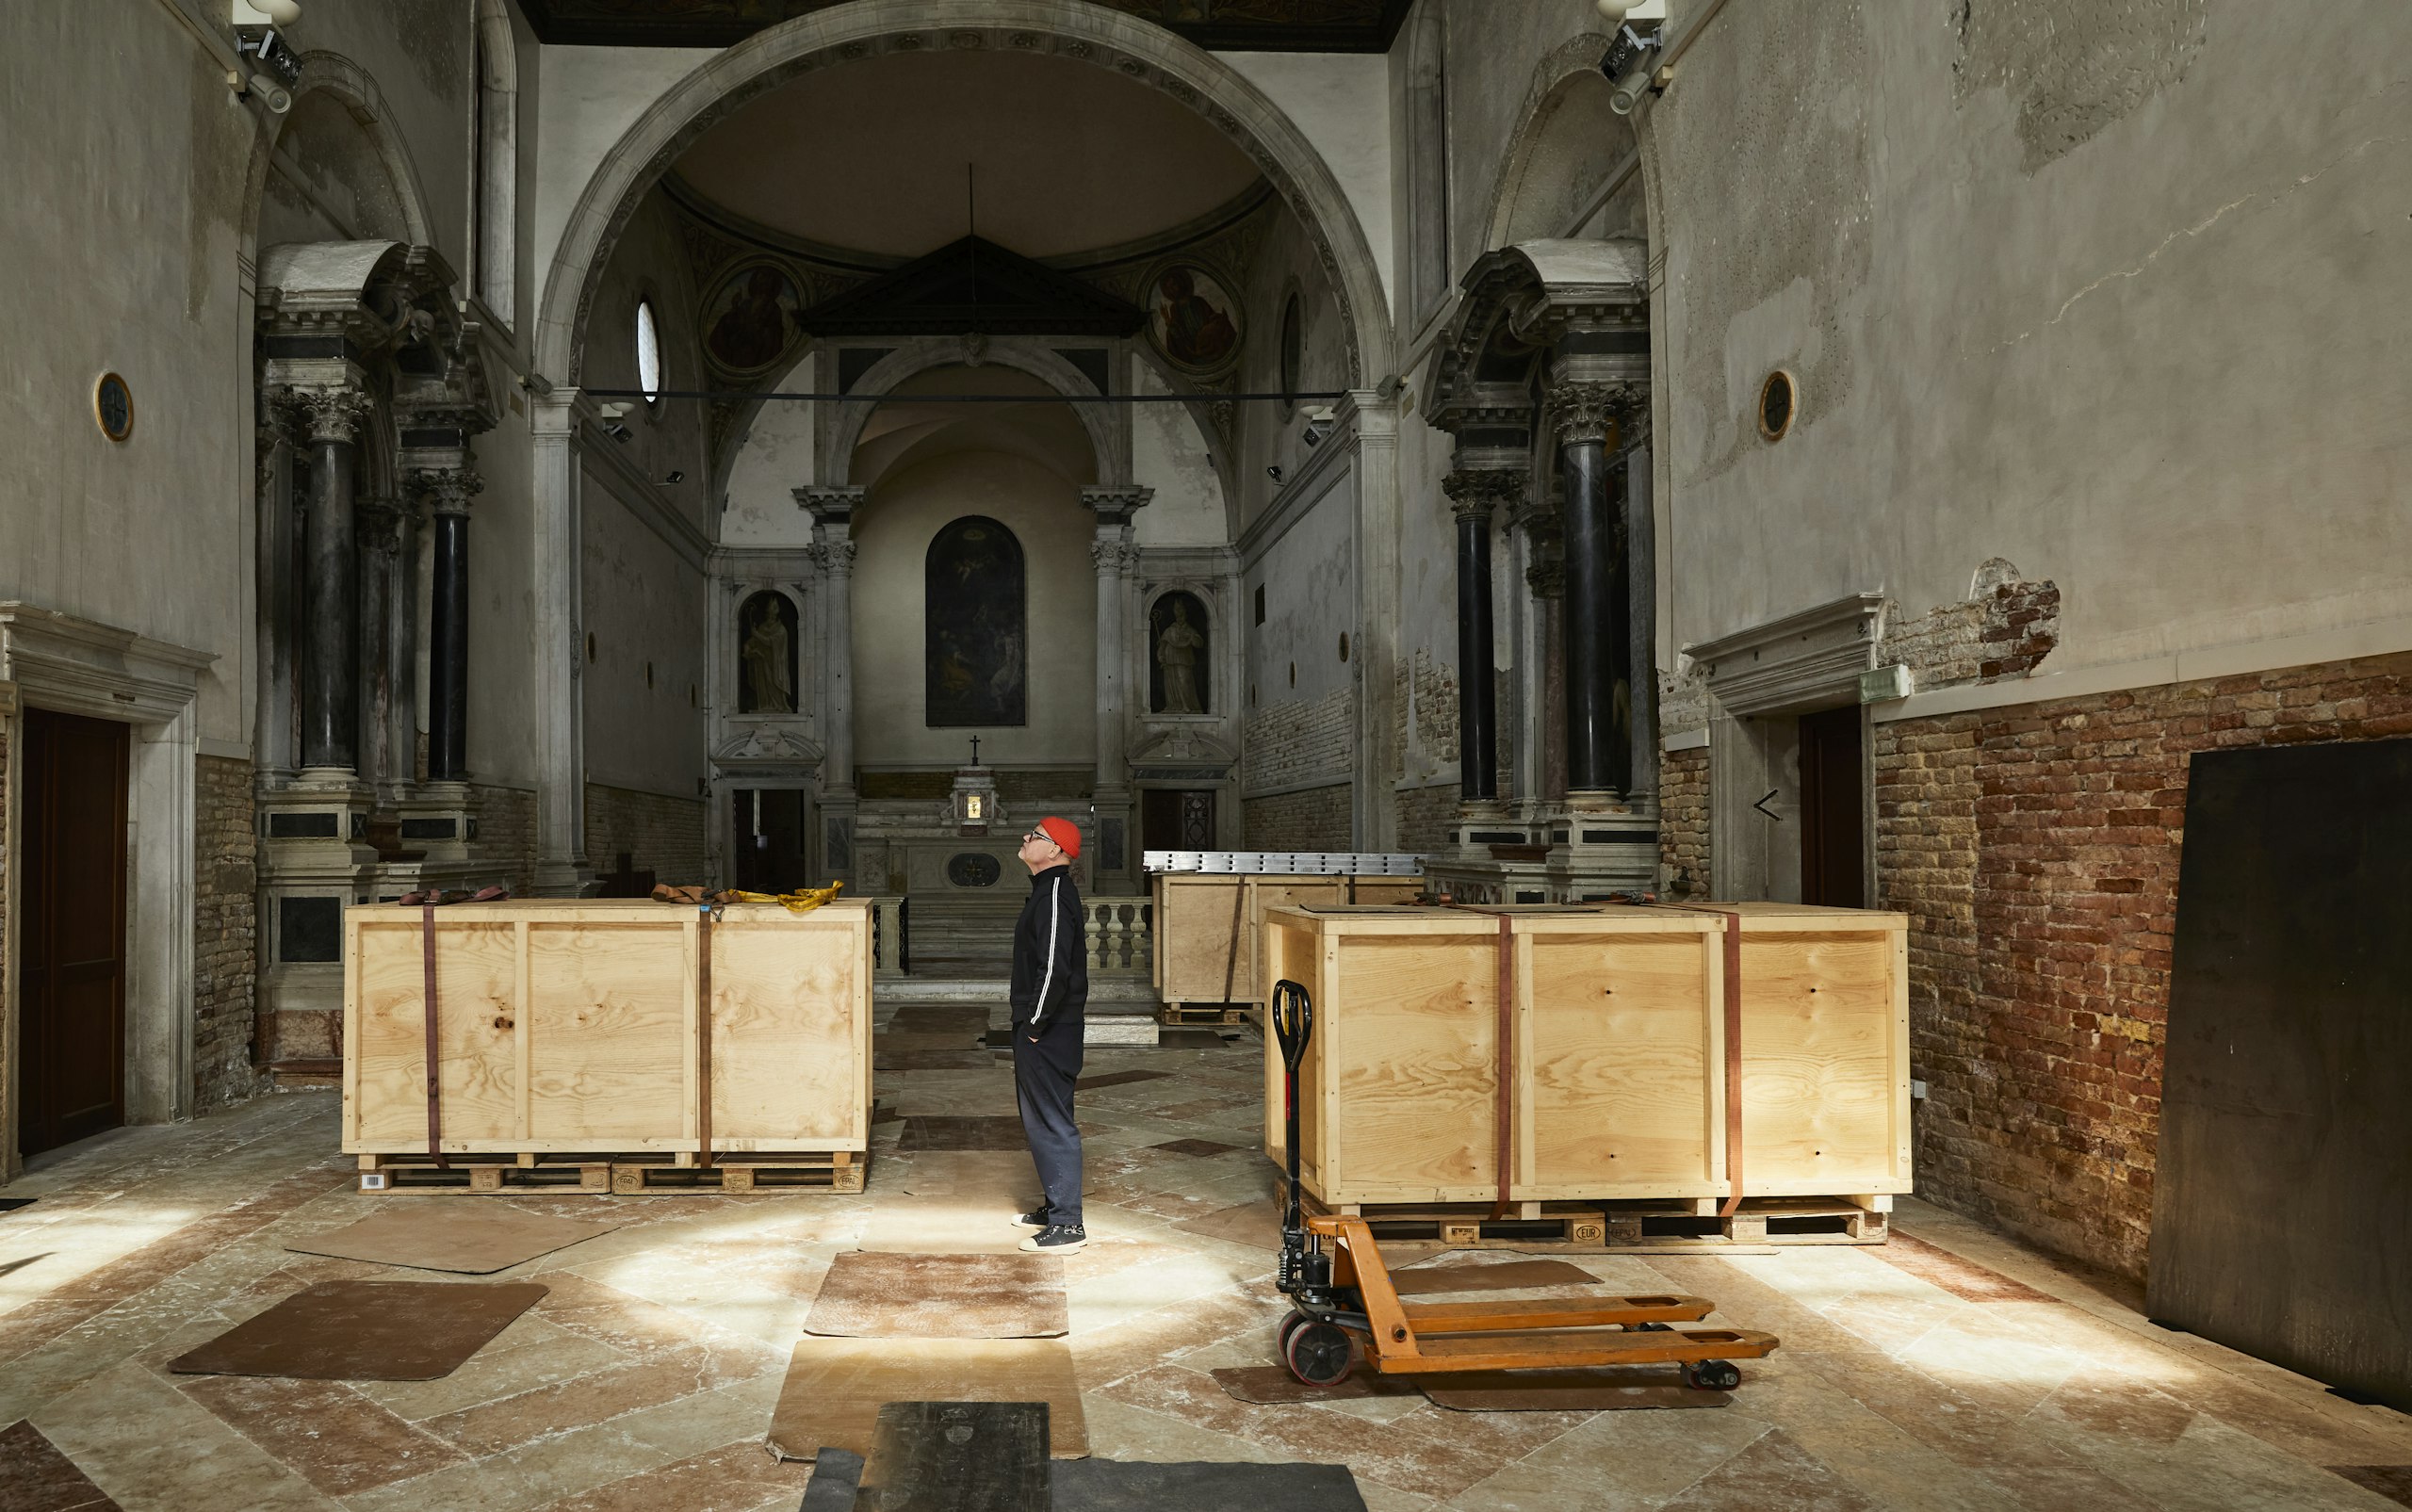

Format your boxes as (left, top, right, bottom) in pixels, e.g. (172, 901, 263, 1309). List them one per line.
(969, 736, 982, 767)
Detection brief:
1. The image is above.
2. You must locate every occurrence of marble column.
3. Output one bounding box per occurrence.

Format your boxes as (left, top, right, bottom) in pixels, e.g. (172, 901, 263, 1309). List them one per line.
(294, 389, 371, 774)
(1081, 484, 1152, 886)
(1347, 393, 1402, 850)
(1521, 499, 1569, 805)
(1624, 443, 1657, 800)
(253, 403, 302, 778)
(355, 494, 401, 799)
(416, 463, 481, 783)
(1547, 382, 1640, 801)
(531, 391, 592, 895)
(1441, 468, 1520, 805)
(797, 485, 863, 882)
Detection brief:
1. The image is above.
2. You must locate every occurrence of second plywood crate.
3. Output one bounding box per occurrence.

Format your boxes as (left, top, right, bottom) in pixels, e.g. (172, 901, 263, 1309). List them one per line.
(1153, 872, 1423, 1006)
(1259, 902, 1910, 1210)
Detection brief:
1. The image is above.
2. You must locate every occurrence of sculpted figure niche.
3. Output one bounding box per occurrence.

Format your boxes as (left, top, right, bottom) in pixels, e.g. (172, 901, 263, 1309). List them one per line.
(1149, 592, 1210, 715)
(739, 591, 798, 714)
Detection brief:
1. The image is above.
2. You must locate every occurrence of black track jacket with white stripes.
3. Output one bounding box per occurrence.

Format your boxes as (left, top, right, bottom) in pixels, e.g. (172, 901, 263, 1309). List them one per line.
(1009, 864, 1087, 1033)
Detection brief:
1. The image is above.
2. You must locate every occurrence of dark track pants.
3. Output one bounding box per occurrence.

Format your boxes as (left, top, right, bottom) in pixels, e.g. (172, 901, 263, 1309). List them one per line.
(1013, 1019, 1084, 1227)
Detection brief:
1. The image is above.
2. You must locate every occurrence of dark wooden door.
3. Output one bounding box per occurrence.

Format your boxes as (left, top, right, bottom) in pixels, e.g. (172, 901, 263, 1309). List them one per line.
(1797, 705, 1866, 908)
(1140, 789, 1216, 854)
(16, 708, 131, 1156)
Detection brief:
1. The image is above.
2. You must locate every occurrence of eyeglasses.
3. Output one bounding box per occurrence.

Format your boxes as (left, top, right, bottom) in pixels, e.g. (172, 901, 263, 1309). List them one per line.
(1021, 832, 1049, 846)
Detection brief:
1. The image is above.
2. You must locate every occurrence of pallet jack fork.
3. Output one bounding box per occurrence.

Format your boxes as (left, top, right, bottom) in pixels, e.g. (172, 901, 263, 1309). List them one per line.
(1268, 979, 1781, 1391)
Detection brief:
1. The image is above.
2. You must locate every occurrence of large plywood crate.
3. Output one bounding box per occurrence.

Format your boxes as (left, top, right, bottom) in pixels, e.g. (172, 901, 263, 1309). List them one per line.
(1259, 901, 1909, 1208)
(1153, 873, 1424, 1006)
(342, 899, 871, 1157)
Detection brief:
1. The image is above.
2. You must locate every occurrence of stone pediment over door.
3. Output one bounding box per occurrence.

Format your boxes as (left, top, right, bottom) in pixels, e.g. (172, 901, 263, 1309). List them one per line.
(1129, 723, 1236, 780)
(712, 720, 824, 774)
(795, 236, 1145, 338)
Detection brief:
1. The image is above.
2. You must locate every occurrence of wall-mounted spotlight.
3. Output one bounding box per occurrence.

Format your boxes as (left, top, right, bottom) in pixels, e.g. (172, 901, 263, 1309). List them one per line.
(661, 470, 685, 484)
(1300, 405, 1337, 449)
(1266, 465, 1284, 483)
(605, 423, 634, 443)
(597, 401, 634, 420)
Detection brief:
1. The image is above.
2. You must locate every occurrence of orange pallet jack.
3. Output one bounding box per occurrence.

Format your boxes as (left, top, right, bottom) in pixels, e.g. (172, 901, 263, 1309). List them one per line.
(1269, 979, 1780, 1391)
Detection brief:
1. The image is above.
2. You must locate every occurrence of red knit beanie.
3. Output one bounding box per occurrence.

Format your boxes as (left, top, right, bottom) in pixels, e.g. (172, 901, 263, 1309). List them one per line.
(1035, 816, 1082, 859)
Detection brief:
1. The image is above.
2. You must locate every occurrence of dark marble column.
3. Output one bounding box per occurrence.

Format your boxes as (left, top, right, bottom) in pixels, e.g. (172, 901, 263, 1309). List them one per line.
(1523, 506, 1568, 803)
(1548, 382, 1639, 799)
(296, 390, 370, 772)
(416, 464, 482, 783)
(355, 495, 400, 793)
(1442, 469, 1520, 804)
(1624, 445, 1657, 800)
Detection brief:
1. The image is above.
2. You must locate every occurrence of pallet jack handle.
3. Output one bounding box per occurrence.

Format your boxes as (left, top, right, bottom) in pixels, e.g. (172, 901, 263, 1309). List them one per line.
(1270, 978, 1313, 1255)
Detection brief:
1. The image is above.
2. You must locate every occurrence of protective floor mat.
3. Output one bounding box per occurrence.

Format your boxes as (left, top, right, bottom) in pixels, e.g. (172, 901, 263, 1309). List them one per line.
(1074, 1069, 1172, 1091)
(1156, 1029, 1238, 1049)
(898, 1115, 1030, 1152)
(0, 1417, 124, 1511)
(1172, 1199, 1278, 1251)
(284, 1210, 620, 1275)
(767, 1337, 1089, 1463)
(887, 1005, 991, 1032)
(1389, 1259, 1602, 1293)
(798, 1452, 1367, 1511)
(877, 1050, 1004, 1072)
(0, 1198, 35, 1215)
(859, 1401, 1051, 1508)
(807, 1251, 1067, 1339)
(169, 1280, 546, 1380)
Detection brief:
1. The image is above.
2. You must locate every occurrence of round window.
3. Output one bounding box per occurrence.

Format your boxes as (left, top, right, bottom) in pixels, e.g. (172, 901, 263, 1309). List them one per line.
(1757, 369, 1796, 442)
(635, 299, 662, 406)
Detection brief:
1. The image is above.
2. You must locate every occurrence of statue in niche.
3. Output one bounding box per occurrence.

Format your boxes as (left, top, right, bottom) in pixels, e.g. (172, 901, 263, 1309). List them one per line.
(926, 516, 1027, 727)
(739, 591, 797, 714)
(1150, 592, 1210, 715)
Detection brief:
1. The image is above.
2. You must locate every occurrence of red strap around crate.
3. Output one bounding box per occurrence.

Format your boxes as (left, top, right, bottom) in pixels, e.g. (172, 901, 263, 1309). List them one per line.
(420, 902, 448, 1169)
(697, 905, 716, 1169)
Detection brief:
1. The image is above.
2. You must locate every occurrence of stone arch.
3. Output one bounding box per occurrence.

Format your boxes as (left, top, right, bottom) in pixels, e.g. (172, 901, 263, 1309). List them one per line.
(1479, 36, 1641, 253)
(818, 337, 1121, 487)
(240, 50, 437, 262)
(473, 0, 520, 327)
(533, 2, 1393, 396)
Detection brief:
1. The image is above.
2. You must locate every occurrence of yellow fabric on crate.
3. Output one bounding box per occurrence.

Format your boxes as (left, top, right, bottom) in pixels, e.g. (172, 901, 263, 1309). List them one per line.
(727, 882, 846, 915)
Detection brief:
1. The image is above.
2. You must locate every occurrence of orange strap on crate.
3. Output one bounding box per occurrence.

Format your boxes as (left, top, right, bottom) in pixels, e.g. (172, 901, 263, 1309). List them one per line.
(697, 906, 715, 1169)
(420, 902, 447, 1169)
(1491, 913, 1515, 1220)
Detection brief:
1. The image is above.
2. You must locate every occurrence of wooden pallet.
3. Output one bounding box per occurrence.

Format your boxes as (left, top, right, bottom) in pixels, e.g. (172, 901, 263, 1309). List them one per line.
(1161, 1004, 1251, 1027)
(356, 1150, 869, 1195)
(1294, 1189, 1889, 1250)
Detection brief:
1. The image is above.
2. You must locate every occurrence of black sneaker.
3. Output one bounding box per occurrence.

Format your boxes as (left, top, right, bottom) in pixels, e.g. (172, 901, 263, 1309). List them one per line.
(1012, 1208, 1049, 1230)
(1019, 1224, 1087, 1253)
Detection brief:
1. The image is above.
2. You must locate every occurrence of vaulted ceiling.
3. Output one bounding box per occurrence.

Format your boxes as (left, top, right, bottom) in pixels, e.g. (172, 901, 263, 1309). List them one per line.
(519, 0, 1414, 54)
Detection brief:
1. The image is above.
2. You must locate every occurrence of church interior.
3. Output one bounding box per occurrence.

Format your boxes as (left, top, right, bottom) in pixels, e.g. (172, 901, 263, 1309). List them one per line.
(2, 0, 2409, 1506)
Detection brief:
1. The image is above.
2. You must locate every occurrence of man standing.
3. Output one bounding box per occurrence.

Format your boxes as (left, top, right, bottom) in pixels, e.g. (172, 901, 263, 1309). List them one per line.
(1011, 816, 1088, 1253)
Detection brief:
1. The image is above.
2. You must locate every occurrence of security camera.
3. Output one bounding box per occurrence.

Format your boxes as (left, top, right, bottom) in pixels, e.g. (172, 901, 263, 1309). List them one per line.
(1300, 405, 1337, 449)
(1266, 465, 1283, 483)
(661, 470, 685, 484)
(229, 71, 292, 113)
(1600, 24, 1659, 115)
(606, 423, 634, 443)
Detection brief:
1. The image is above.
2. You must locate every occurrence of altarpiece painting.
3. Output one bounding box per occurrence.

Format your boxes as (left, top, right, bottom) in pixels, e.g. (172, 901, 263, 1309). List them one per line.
(926, 516, 1026, 727)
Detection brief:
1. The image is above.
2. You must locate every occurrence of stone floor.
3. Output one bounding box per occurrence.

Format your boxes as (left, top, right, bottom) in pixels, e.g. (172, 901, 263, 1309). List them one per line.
(3, 1012, 2409, 1511)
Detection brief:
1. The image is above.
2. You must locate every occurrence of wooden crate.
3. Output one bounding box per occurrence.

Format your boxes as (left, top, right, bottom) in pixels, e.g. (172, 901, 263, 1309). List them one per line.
(342, 899, 872, 1159)
(1259, 901, 1910, 1208)
(1152, 873, 1423, 1006)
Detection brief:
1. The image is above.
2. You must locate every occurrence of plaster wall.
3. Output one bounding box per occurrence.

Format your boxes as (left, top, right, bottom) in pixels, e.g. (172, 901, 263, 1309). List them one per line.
(852, 450, 1099, 772)
(1233, 214, 1354, 538)
(1646, 0, 2412, 685)
(1393, 405, 1463, 787)
(579, 469, 709, 798)
(1243, 469, 1356, 746)
(723, 392, 818, 548)
(531, 43, 703, 342)
(1214, 50, 1395, 310)
(1129, 357, 1225, 549)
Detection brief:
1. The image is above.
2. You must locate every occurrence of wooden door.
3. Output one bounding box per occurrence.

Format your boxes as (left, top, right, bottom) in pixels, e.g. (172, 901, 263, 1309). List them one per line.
(1798, 705, 1866, 907)
(16, 708, 131, 1156)
(1139, 789, 1215, 854)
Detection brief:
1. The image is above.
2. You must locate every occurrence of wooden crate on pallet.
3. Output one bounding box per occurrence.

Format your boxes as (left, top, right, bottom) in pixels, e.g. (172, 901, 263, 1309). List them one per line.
(1259, 901, 1911, 1211)
(357, 1154, 613, 1195)
(1153, 873, 1423, 1007)
(609, 1152, 869, 1195)
(1160, 1004, 1250, 1027)
(342, 899, 872, 1172)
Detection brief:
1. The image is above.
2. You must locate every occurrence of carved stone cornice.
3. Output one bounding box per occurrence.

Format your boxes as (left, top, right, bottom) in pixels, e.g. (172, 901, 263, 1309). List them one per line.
(1078, 484, 1155, 526)
(1442, 468, 1524, 523)
(1545, 381, 1646, 447)
(1423, 240, 1648, 428)
(284, 386, 376, 446)
(793, 485, 864, 528)
(408, 462, 483, 517)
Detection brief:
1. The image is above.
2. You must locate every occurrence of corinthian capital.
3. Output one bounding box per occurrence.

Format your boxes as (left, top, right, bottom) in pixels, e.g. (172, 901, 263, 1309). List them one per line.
(1442, 468, 1523, 522)
(408, 463, 484, 516)
(1545, 381, 1646, 447)
(1089, 538, 1140, 574)
(284, 386, 376, 446)
(807, 539, 857, 575)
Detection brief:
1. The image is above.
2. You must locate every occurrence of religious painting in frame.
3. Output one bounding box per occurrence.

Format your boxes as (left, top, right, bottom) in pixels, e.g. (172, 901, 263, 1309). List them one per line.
(1144, 260, 1243, 376)
(701, 259, 805, 375)
(925, 515, 1027, 727)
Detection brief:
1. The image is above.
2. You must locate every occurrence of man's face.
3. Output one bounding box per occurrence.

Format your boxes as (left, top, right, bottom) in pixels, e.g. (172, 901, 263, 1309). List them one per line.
(1019, 830, 1061, 870)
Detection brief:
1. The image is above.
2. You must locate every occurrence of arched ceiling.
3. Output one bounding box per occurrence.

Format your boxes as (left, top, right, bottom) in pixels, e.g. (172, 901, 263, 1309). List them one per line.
(672, 49, 1263, 261)
(853, 365, 1097, 492)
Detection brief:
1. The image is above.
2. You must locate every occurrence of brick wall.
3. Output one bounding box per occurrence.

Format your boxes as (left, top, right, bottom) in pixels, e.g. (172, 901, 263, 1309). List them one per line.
(192, 756, 260, 1109)
(1244, 784, 1353, 851)
(1244, 688, 1353, 795)
(0, 717, 10, 1177)
(1658, 745, 1710, 898)
(1396, 782, 1457, 854)
(470, 783, 538, 896)
(1878, 650, 2412, 1279)
(584, 783, 707, 884)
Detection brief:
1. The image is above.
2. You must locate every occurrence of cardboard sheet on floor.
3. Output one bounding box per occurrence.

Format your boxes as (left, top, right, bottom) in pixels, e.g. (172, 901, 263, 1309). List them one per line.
(1388, 1259, 1601, 1293)
(799, 1450, 1368, 1511)
(0, 1417, 124, 1512)
(169, 1280, 546, 1380)
(859, 1401, 1051, 1508)
(284, 1210, 620, 1275)
(898, 1115, 1031, 1151)
(860, 1151, 1038, 1254)
(1210, 1363, 1725, 1411)
(807, 1251, 1067, 1339)
(768, 1337, 1089, 1463)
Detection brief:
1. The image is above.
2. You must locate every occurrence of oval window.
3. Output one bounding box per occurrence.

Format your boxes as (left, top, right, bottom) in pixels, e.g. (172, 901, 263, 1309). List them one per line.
(1757, 369, 1795, 442)
(635, 299, 662, 406)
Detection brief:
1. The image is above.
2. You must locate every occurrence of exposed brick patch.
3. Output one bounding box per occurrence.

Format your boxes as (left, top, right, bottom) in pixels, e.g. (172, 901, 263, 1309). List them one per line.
(584, 784, 707, 885)
(1880, 562, 2061, 692)
(1394, 649, 1460, 770)
(193, 756, 261, 1109)
(1877, 650, 2412, 1279)
(1396, 783, 1457, 854)
(1244, 688, 1352, 797)
(470, 783, 537, 896)
(1657, 745, 1710, 898)
(0, 723, 10, 1177)
(1244, 784, 1352, 851)
(1659, 658, 1709, 739)
(1979, 577, 2062, 682)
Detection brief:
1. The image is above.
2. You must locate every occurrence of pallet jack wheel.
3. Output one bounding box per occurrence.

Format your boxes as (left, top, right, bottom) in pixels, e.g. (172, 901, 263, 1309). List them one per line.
(1682, 1358, 1742, 1391)
(1283, 1321, 1357, 1388)
(1276, 1310, 1312, 1356)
